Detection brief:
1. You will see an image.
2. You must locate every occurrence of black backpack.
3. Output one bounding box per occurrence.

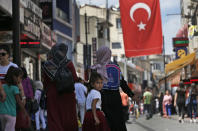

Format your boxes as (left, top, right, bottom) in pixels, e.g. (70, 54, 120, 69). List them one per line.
(31, 100, 39, 114)
(54, 60, 75, 94)
(39, 90, 46, 109)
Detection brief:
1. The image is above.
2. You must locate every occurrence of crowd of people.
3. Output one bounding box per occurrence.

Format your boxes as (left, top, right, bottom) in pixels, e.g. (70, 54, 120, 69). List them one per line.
(0, 44, 135, 131)
(0, 43, 197, 131)
(128, 82, 198, 124)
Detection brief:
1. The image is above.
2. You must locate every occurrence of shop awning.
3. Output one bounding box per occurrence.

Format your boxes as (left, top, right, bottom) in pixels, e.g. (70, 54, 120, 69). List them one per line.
(165, 52, 195, 74)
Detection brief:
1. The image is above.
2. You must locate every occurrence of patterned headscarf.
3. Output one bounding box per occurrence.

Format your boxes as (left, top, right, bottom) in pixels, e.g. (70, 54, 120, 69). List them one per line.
(42, 43, 68, 80)
(91, 46, 111, 83)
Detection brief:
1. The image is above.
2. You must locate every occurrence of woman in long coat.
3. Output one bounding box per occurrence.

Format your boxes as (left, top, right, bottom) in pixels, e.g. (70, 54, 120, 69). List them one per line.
(91, 46, 127, 131)
(42, 43, 78, 131)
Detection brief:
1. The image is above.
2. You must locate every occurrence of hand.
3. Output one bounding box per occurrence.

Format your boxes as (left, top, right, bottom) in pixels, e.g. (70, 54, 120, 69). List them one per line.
(174, 102, 176, 107)
(22, 98, 26, 105)
(94, 117, 100, 125)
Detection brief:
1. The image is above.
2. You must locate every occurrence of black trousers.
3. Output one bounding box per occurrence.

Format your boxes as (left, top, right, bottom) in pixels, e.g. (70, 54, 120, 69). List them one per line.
(122, 106, 129, 122)
(177, 103, 185, 119)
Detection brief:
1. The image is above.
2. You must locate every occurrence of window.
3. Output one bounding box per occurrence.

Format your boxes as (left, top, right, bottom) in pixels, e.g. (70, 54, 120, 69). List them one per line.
(56, 0, 70, 23)
(116, 18, 121, 29)
(153, 63, 161, 70)
(112, 42, 121, 49)
(56, 8, 68, 22)
(98, 26, 104, 38)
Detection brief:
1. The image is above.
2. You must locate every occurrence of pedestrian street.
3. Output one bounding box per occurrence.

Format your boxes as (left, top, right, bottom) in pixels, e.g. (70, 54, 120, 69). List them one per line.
(126, 115, 198, 131)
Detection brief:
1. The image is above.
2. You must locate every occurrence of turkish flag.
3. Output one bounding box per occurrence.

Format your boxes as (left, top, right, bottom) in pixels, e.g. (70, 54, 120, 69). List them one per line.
(119, 0, 163, 57)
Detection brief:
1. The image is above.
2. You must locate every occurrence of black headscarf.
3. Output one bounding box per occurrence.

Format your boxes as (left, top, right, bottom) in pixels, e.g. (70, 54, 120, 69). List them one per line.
(42, 43, 68, 80)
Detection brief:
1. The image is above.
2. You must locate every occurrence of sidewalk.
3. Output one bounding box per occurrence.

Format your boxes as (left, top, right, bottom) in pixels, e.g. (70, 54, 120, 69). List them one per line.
(161, 114, 198, 123)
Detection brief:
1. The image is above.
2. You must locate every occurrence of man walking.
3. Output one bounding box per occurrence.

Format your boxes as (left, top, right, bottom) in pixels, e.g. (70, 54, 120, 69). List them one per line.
(143, 88, 152, 120)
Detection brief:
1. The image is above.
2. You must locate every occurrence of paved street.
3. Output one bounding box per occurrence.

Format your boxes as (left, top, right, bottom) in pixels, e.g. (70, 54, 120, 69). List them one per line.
(126, 115, 198, 131)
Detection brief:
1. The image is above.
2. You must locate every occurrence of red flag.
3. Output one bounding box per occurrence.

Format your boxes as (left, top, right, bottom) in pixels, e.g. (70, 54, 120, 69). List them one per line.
(119, 0, 163, 57)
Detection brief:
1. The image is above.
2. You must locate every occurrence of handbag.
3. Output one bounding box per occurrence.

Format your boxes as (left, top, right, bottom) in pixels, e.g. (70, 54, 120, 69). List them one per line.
(15, 109, 31, 129)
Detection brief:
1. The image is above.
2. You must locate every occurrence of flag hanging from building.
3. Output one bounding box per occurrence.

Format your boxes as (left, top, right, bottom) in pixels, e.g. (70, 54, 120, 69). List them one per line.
(119, 0, 163, 57)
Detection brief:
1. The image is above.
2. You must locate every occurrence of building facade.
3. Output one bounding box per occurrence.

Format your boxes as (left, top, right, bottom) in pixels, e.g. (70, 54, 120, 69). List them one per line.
(0, 0, 79, 80)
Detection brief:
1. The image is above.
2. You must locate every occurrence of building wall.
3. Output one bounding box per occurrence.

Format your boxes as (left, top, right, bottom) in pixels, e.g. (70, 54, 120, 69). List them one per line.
(109, 10, 125, 61)
(53, 0, 75, 61)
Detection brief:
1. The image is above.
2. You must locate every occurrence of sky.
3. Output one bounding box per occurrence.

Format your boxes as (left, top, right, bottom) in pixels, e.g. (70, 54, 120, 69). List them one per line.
(77, 0, 181, 55)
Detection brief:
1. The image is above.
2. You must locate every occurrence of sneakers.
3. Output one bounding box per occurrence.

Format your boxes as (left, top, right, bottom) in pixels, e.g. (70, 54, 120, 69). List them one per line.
(181, 119, 184, 123)
(190, 119, 193, 123)
(193, 119, 197, 123)
(178, 117, 181, 123)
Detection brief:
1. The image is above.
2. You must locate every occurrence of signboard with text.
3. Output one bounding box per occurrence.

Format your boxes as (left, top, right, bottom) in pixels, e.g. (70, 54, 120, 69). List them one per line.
(22, 7, 41, 40)
(172, 37, 189, 47)
(41, 22, 52, 49)
(92, 38, 97, 64)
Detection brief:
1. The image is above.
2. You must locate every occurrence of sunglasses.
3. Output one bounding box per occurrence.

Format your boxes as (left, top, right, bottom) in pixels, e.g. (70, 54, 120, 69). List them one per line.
(0, 52, 7, 56)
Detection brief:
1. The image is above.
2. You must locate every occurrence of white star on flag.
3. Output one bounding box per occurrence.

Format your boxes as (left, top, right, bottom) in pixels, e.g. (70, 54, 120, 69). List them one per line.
(137, 21, 146, 31)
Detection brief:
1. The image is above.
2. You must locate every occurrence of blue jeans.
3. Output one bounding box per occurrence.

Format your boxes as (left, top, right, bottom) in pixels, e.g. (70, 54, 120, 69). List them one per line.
(189, 100, 197, 119)
(165, 105, 171, 116)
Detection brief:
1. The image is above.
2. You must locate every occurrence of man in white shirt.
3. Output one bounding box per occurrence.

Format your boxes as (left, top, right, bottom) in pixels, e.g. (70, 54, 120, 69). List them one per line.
(0, 45, 18, 131)
(0, 45, 18, 83)
(75, 77, 87, 124)
(0, 45, 18, 101)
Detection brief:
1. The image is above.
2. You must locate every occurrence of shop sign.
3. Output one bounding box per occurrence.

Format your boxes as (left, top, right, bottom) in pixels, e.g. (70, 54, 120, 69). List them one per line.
(24, 18, 40, 39)
(172, 37, 189, 47)
(23, 9, 41, 39)
(92, 38, 97, 64)
(175, 47, 187, 59)
(20, 0, 42, 18)
(20, 41, 40, 48)
(41, 22, 52, 49)
(188, 25, 198, 39)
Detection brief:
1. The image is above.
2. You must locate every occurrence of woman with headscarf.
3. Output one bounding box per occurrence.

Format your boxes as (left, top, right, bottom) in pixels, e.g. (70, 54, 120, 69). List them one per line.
(42, 43, 78, 131)
(91, 46, 127, 131)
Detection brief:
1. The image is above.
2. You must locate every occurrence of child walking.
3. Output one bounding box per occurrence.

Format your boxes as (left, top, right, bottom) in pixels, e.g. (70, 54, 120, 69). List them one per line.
(0, 66, 29, 131)
(82, 72, 110, 131)
(34, 81, 46, 131)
